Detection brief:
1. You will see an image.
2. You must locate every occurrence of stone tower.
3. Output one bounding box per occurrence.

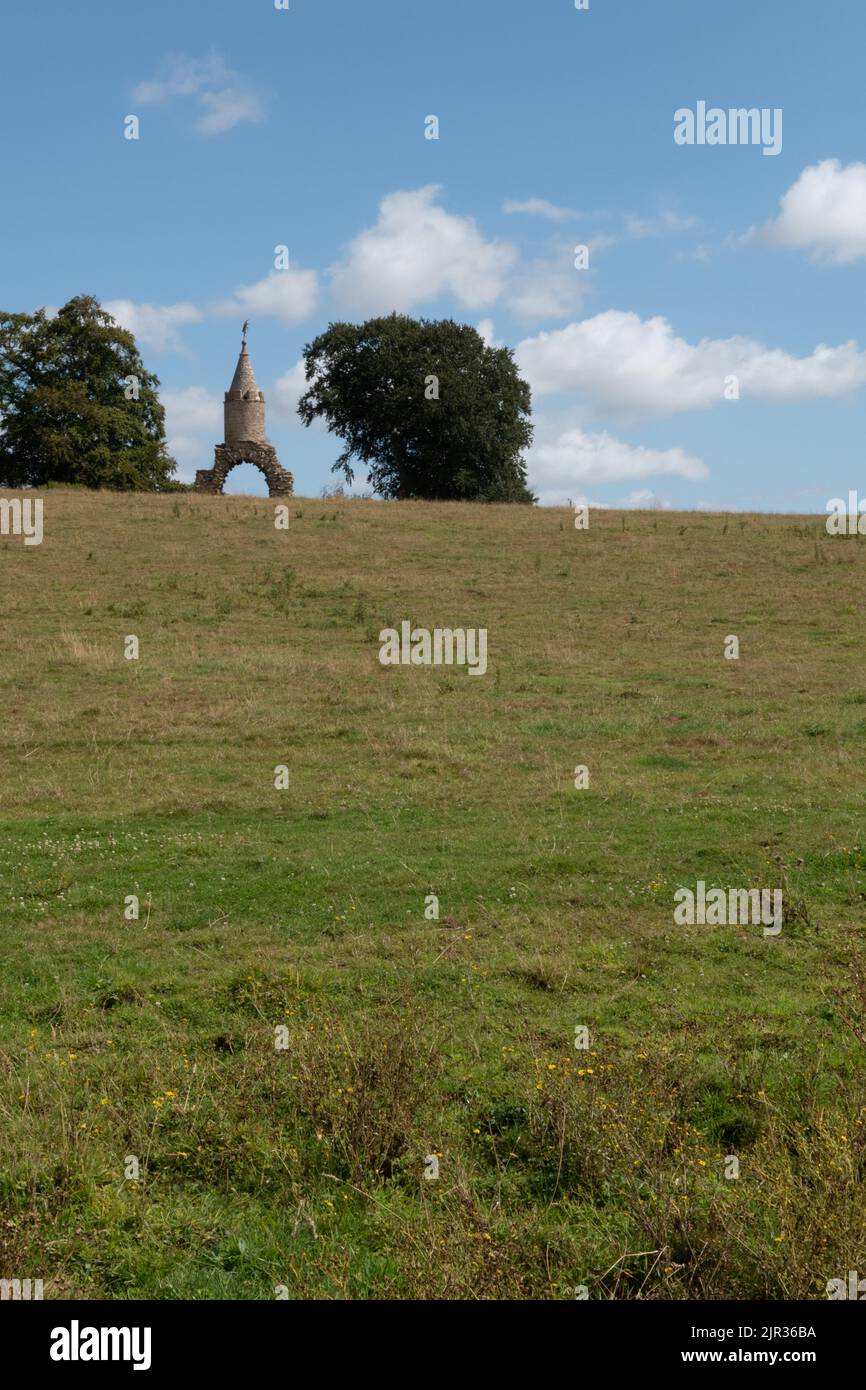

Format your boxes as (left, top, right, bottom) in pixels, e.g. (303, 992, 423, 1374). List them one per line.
(224, 339, 267, 445)
(193, 326, 294, 497)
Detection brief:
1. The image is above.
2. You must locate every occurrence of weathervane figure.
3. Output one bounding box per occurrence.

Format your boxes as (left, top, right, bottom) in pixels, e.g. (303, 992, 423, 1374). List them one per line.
(241, 319, 249, 347)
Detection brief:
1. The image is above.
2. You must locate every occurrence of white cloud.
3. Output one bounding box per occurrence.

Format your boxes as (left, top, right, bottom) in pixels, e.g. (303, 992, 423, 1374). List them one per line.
(586, 232, 618, 255)
(571, 211, 696, 259)
(501, 213, 697, 319)
(214, 268, 319, 327)
(675, 242, 712, 265)
(104, 299, 203, 353)
(329, 185, 516, 315)
(505, 253, 585, 321)
(476, 319, 499, 348)
(550, 490, 674, 510)
(624, 210, 697, 239)
(517, 310, 866, 417)
(132, 54, 226, 104)
(529, 423, 706, 504)
(162, 385, 222, 435)
(271, 358, 332, 434)
(620, 489, 673, 509)
(195, 87, 265, 137)
(131, 53, 264, 136)
(749, 158, 866, 263)
(326, 188, 698, 326)
(271, 358, 309, 421)
(502, 198, 578, 222)
(161, 386, 222, 478)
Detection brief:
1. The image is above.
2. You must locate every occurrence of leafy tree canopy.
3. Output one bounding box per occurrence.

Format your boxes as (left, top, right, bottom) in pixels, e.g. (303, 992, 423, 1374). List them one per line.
(0, 295, 178, 489)
(297, 315, 534, 502)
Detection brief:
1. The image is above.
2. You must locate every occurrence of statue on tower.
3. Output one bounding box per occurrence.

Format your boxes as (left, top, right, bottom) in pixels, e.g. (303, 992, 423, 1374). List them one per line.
(241, 319, 249, 347)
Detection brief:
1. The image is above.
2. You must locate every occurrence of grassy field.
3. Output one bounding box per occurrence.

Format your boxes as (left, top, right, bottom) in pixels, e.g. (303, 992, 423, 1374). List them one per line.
(1, 487, 865, 1300)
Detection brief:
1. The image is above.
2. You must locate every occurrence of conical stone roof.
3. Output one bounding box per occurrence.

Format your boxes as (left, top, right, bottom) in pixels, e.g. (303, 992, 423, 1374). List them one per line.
(227, 345, 261, 398)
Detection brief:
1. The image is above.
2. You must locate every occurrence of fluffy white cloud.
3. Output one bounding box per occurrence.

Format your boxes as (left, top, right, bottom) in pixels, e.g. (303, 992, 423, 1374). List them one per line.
(214, 269, 319, 327)
(749, 158, 866, 263)
(326, 188, 700, 325)
(271, 359, 333, 435)
(161, 386, 222, 478)
(502, 198, 578, 222)
(162, 385, 221, 435)
(329, 185, 516, 315)
(132, 54, 264, 136)
(331, 185, 587, 320)
(104, 299, 203, 353)
(506, 254, 585, 321)
(517, 310, 866, 417)
(270, 358, 309, 421)
(529, 423, 706, 504)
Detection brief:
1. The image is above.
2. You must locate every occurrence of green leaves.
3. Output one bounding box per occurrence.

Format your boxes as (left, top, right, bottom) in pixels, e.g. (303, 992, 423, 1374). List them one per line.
(0, 296, 177, 490)
(298, 314, 534, 503)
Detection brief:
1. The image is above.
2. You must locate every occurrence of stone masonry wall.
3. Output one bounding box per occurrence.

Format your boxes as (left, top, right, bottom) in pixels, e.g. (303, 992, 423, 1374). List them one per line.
(194, 441, 294, 498)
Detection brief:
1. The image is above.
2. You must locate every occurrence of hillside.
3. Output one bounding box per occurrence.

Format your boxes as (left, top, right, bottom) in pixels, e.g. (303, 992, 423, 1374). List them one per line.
(1, 489, 864, 1299)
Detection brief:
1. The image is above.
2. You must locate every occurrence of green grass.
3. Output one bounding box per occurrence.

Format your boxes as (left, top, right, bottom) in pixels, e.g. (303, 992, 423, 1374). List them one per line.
(1, 490, 865, 1299)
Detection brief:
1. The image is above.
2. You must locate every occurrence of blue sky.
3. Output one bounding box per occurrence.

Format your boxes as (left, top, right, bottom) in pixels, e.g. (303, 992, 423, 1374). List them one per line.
(3, 0, 866, 507)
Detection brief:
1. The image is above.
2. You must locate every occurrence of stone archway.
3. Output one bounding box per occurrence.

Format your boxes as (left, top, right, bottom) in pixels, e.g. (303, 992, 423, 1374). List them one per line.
(194, 441, 294, 498)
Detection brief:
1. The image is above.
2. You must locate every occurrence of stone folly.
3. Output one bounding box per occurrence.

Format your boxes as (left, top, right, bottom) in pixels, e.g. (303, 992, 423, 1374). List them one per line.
(194, 328, 294, 497)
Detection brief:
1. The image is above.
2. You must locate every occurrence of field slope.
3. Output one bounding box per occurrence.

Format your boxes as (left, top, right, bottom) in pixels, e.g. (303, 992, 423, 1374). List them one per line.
(1, 490, 864, 1299)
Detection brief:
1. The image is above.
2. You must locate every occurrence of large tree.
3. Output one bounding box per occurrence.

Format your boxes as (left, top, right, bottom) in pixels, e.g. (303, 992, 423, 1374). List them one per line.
(0, 295, 177, 489)
(297, 315, 535, 502)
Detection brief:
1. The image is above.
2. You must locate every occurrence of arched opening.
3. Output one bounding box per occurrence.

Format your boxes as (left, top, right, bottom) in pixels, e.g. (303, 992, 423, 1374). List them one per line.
(222, 462, 269, 497)
(194, 442, 294, 498)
